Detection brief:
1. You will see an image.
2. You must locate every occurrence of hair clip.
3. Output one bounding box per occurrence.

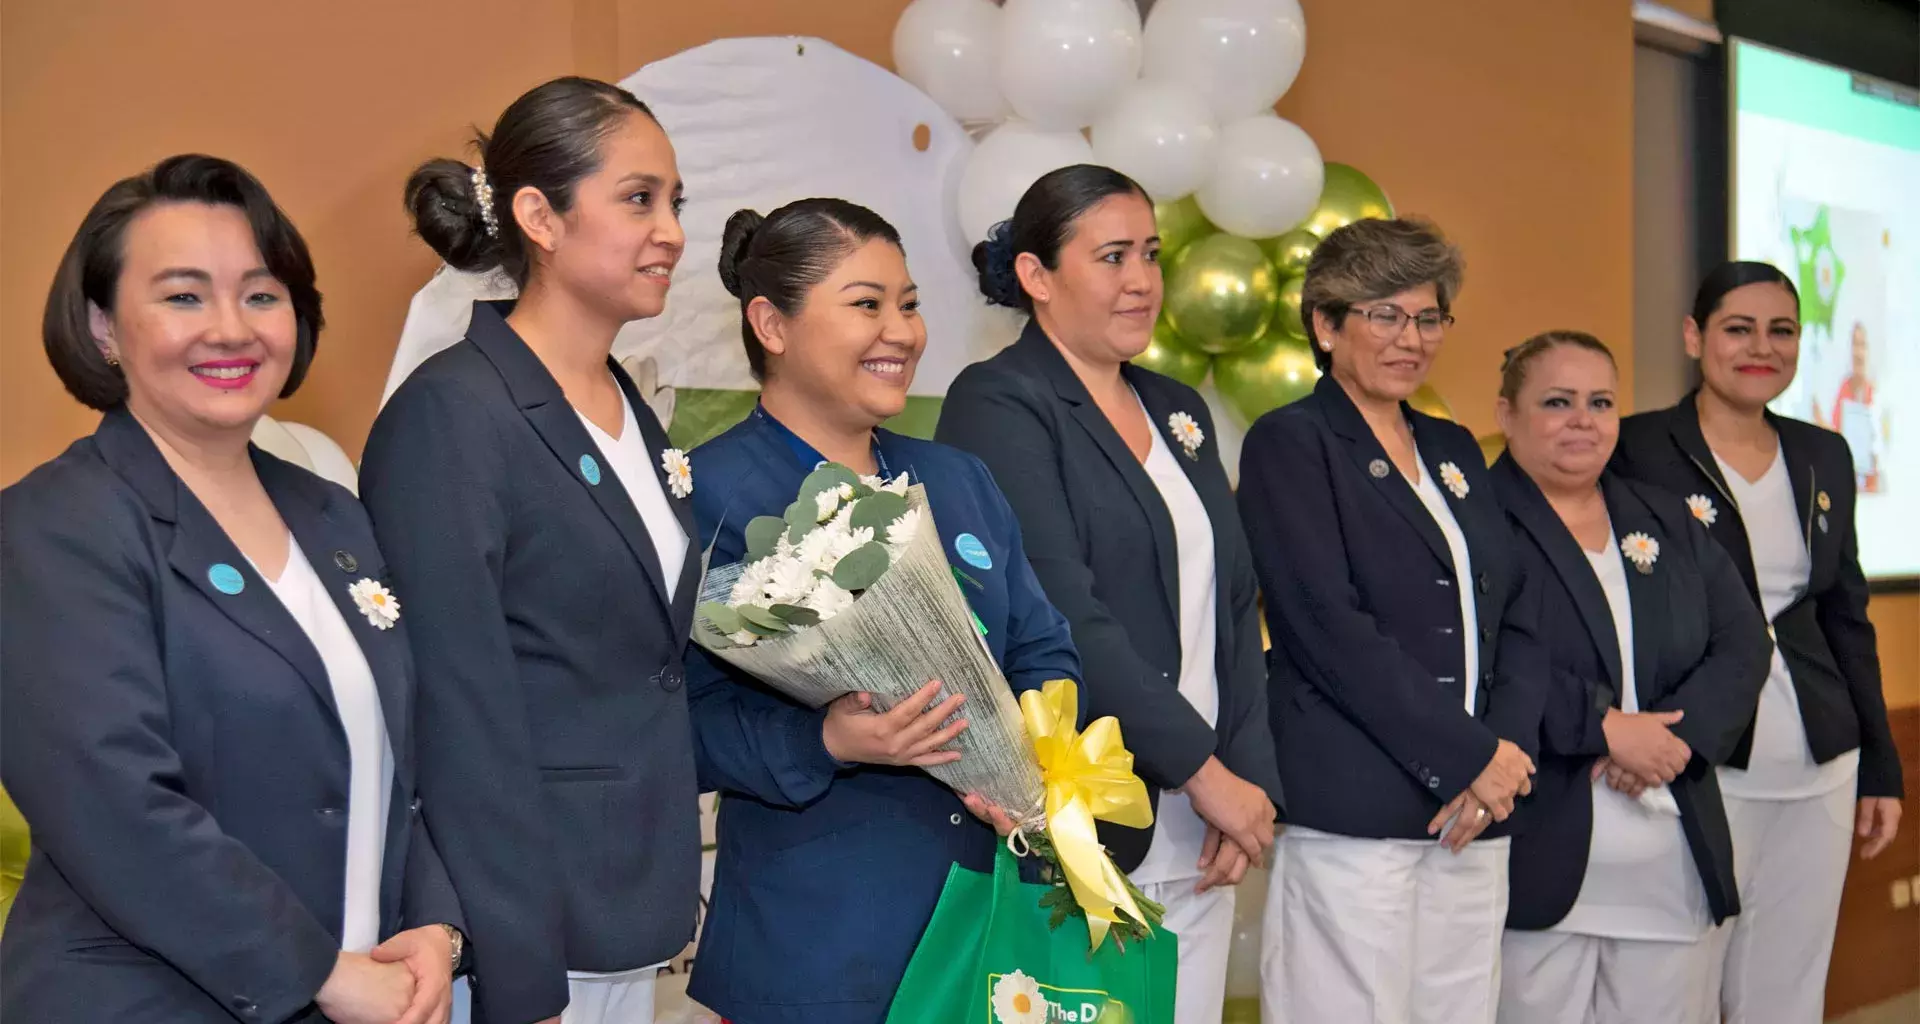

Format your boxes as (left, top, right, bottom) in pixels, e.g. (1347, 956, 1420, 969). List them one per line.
(471, 166, 500, 239)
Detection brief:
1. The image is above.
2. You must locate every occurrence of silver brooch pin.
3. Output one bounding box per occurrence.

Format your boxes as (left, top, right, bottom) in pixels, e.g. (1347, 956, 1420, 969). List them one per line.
(1369, 459, 1390, 479)
(1817, 513, 1829, 534)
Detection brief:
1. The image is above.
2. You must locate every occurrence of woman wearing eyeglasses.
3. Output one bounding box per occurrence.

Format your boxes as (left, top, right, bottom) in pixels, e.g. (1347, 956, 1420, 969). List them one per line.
(1238, 217, 1544, 1024)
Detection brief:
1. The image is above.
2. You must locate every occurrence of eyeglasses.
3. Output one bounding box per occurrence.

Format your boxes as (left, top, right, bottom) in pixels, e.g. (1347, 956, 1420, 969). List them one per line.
(1346, 305, 1456, 343)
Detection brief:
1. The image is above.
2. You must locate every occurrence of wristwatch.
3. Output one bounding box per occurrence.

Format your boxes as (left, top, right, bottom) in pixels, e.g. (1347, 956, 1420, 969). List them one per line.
(439, 924, 465, 973)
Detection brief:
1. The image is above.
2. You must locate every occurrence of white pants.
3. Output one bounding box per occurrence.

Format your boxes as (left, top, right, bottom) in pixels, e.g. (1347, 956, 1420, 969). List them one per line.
(1708, 783, 1857, 1024)
(1137, 879, 1236, 1024)
(451, 971, 657, 1024)
(1498, 930, 1714, 1024)
(1260, 827, 1511, 1024)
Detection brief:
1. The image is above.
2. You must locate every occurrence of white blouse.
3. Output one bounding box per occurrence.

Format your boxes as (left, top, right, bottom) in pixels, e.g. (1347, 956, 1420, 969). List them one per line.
(1714, 446, 1859, 800)
(578, 389, 688, 601)
(254, 538, 392, 952)
(1408, 446, 1478, 715)
(1129, 400, 1221, 886)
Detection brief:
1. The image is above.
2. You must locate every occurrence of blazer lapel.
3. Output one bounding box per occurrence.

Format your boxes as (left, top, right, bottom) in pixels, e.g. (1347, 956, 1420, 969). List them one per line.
(264, 457, 411, 760)
(1493, 456, 1623, 692)
(1667, 395, 1760, 600)
(466, 301, 674, 614)
(1020, 324, 1181, 626)
(1317, 377, 1452, 570)
(1768, 411, 1821, 565)
(617, 361, 701, 637)
(1606, 479, 1670, 708)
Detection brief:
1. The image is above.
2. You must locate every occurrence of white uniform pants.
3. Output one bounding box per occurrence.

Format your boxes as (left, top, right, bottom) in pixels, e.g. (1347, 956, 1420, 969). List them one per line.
(1137, 879, 1236, 1024)
(1498, 930, 1714, 1024)
(1260, 826, 1510, 1024)
(452, 970, 657, 1024)
(1708, 781, 1857, 1024)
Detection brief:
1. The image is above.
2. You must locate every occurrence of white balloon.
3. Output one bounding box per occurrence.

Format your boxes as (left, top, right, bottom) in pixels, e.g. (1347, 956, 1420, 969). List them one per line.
(997, 0, 1143, 130)
(956, 120, 1096, 242)
(1195, 114, 1323, 238)
(1144, 0, 1308, 123)
(1089, 78, 1217, 201)
(892, 0, 1009, 123)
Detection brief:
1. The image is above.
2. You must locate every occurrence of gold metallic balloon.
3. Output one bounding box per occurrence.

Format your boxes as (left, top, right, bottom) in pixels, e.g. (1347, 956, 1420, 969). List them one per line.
(1407, 383, 1454, 421)
(1276, 276, 1306, 340)
(1261, 228, 1320, 277)
(1153, 194, 1218, 261)
(1164, 234, 1279, 355)
(1300, 163, 1395, 240)
(1133, 319, 1212, 388)
(0, 786, 26, 935)
(1478, 432, 1508, 467)
(1214, 333, 1321, 423)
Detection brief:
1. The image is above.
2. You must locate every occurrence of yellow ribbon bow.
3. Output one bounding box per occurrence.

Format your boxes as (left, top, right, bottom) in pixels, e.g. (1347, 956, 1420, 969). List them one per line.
(1020, 678, 1155, 950)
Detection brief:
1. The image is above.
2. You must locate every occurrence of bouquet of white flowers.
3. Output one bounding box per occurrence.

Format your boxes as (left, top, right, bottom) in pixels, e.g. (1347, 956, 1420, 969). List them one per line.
(693, 463, 1163, 946)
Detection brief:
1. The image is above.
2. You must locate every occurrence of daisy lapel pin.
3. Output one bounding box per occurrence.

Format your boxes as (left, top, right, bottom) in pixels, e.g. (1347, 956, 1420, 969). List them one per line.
(1438, 461, 1469, 500)
(661, 447, 692, 499)
(1685, 494, 1718, 527)
(1167, 412, 1205, 461)
(1621, 532, 1659, 575)
(1815, 489, 1830, 534)
(349, 578, 401, 630)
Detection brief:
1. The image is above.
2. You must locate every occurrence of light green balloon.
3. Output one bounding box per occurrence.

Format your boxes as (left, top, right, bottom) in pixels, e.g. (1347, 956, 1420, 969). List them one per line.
(1408, 383, 1455, 422)
(1132, 319, 1212, 388)
(1214, 333, 1321, 423)
(1276, 276, 1306, 340)
(1164, 234, 1279, 355)
(0, 785, 27, 936)
(1153, 194, 1218, 261)
(1300, 163, 1395, 240)
(1261, 228, 1320, 277)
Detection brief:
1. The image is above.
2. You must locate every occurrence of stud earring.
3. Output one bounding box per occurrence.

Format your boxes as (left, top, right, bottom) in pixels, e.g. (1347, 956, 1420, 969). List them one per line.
(104, 351, 120, 366)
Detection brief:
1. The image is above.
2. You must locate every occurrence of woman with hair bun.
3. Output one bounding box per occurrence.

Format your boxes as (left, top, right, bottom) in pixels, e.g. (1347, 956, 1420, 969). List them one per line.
(683, 196, 1082, 1024)
(360, 76, 698, 1024)
(937, 164, 1278, 1024)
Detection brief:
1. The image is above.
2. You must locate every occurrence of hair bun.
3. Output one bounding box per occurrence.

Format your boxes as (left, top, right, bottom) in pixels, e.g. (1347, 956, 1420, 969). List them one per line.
(403, 157, 503, 273)
(718, 208, 766, 298)
(971, 220, 1023, 308)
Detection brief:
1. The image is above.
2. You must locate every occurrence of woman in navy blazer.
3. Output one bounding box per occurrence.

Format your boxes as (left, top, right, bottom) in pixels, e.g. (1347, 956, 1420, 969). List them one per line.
(1237, 217, 1544, 1024)
(1609, 262, 1903, 1024)
(1488, 332, 1769, 1024)
(683, 198, 1082, 1024)
(936, 165, 1277, 1024)
(2, 156, 461, 1023)
(360, 80, 699, 1024)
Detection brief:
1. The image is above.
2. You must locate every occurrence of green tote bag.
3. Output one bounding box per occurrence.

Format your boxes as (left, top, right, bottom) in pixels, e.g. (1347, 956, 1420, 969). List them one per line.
(885, 845, 1177, 1024)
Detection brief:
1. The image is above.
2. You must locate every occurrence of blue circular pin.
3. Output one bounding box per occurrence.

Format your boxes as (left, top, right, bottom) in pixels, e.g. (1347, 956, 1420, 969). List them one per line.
(954, 533, 992, 570)
(579, 453, 602, 486)
(208, 563, 245, 595)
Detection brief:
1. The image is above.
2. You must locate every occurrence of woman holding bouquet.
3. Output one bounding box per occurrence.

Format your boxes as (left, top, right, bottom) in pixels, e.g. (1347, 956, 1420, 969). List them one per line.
(936, 164, 1279, 1024)
(1237, 217, 1545, 1024)
(685, 197, 1082, 1024)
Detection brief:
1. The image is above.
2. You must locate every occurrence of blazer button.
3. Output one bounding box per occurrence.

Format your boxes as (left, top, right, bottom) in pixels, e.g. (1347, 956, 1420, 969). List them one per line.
(654, 668, 685, 692)
(1477, 574, 1491, 595)
(950, 813, 963, 826)
(317, 806, 345, 820)
(1436, 578, 1451, 587)
(231, 996, 259, 1018)
(410, 797, 424, 814)
(1482, 670, 1494, 684)
(1480, 627, 1492, 643)
(1428, 777, 1442, 790)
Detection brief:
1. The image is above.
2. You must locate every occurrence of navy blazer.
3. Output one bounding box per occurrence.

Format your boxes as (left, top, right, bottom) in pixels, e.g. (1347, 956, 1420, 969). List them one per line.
(1491, 457, 1771, 929)
(683, 408, 1082, 1024)
(0, 407, 460, 1024)
(1237, 375, 1547, 840)
(360, 301, 702, 1024)
(936, 321, 1280, 871)
(1611, 395, 1903, 798)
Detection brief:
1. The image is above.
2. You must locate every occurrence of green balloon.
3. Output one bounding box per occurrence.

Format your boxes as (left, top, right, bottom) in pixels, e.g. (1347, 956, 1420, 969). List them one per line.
(1153, 194, 1218, 261)
(1214, 333, 1321, 423)
(1261, 228, 1320, 277)
(1301, 163, 1395, 240)
(1164, 234, 1279, 355)
(1133, 319, 1212, 387)
(1276, 276, 1306, 340)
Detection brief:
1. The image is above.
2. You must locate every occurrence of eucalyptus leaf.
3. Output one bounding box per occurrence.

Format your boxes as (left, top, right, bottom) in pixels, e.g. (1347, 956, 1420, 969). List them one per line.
(698, 602, 744, 637)
(783, 498, 817, 543)
(744, 516, 787, 562)
(769, 603, 821, 627)
(798, 463, 860, 504)
(848, 491, 908, 533)
(736, 604, 790, 635)
(830, 542, 891, 592)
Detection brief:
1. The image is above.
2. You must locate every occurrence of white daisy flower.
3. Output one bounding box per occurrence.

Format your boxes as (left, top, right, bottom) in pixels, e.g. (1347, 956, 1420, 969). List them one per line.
(1438, 461, 1469, 500)
(726, 630, 760, 648)
(814, 482, 854, 522)
(990, 970, 1047, 1024)
(884, 506, 925, 557)
(660, 448, 692, 498)
(860, 472, 910, 496)
(821, 525, 876, 572)
(1621, 531, 1660, 573)
(801, 579, 856, 619)
(348, 579, 401, 630)
(1167, 411, 1205, 460)
(760, 558, 818, 606)
(1685, 494, 1717, 526)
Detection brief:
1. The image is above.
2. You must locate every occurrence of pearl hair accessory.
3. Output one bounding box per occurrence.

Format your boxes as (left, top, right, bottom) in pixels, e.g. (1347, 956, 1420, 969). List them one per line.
(470, 165, 499, 238)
